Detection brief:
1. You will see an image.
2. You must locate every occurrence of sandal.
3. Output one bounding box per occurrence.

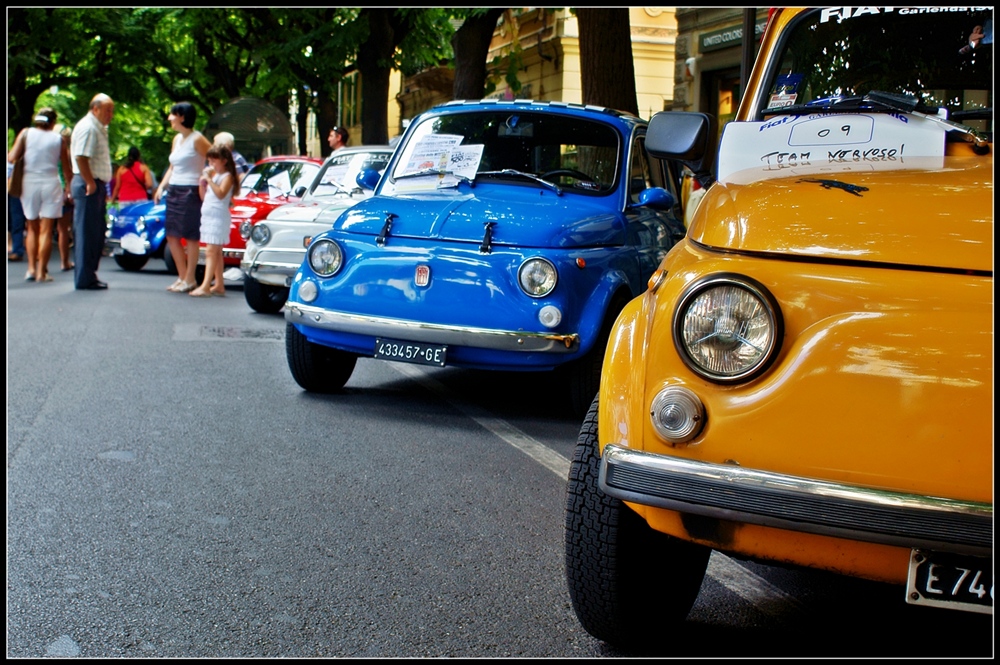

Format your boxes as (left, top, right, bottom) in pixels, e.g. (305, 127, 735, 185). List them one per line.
(189, 288, 212, 298)
(8, 253, 23, 262)
(166, 279, 185, 292)
(210, 289, 226, 297)
(38, 274, 53, 282)
(174, 281, 197, 294)
(61, 263, 75, 272)
(25, 271, 35, 282)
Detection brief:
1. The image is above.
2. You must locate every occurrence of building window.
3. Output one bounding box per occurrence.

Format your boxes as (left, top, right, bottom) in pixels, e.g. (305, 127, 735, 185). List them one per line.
(340, 74, 361, 128)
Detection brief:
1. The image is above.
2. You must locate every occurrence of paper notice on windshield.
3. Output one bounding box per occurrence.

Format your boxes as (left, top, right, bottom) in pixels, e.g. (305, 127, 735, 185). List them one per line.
(717, 113, 946, 184)
(267, 169, 293, 194)
(396, 134, 483, 192)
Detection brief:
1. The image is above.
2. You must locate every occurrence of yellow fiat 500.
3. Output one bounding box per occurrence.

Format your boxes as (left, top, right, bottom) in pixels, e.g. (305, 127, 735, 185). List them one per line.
(565, 6, 993, 648)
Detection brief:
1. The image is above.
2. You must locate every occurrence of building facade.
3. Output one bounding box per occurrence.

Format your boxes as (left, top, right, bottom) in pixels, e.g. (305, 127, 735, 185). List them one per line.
(671, 8, 769, 143)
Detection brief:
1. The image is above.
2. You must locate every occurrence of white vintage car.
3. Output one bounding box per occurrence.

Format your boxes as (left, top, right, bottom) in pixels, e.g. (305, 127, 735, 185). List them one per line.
(239, 146, 393, 313)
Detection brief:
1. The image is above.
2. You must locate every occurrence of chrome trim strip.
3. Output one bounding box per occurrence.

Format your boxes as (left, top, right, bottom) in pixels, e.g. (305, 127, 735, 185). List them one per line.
(285, 301, 579, 353)
(599, 444, 992, 556)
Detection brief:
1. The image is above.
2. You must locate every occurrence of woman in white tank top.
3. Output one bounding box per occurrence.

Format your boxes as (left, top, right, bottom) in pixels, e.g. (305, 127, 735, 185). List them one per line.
(6, 107, 72, 282)
(153, 101, 211, 293)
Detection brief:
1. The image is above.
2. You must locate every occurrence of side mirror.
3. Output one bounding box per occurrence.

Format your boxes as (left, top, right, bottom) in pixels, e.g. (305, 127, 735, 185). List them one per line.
(635, 187, 675, 211)
(357, 168, 381, 191)
(646, 112, 718, 184)
(293, 185, 307, 197)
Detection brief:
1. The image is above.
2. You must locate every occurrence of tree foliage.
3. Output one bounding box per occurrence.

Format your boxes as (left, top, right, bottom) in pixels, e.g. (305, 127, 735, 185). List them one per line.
(9, 7, 645, 170)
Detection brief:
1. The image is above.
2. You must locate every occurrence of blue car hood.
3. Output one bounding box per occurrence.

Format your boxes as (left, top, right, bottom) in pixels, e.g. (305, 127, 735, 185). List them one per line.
(115, 199, 164, 218)
(329, 187, 626, 248)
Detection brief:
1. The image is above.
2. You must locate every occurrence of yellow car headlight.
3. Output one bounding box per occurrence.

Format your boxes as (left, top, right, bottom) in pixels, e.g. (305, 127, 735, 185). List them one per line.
(673, 273, 782, 382)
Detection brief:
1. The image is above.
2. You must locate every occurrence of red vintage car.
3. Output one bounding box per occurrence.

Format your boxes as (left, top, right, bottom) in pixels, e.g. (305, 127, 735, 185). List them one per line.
(199, 155, 323, 269)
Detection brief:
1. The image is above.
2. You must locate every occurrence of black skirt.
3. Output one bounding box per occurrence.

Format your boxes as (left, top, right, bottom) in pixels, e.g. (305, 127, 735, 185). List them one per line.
(164, 185, 201, 240)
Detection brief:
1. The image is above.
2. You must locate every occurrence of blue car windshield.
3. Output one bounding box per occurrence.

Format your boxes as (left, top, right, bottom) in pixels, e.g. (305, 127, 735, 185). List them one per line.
(762, 7, 993, 135)
(385, 110, 622, 195)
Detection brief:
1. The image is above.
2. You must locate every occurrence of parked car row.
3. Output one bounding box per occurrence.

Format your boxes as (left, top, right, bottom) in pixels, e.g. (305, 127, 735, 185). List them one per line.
(104, 5, 992, 653)
(105, 155, 323, 275)
(240, 146, 393, 313)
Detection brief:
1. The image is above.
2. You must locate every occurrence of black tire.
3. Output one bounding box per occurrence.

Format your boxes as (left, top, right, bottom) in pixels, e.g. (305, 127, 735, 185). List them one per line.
(562, 294, 630, 418)
(285, 322, 357, 393)
(565, 396, 711, 651)
(244, 275, 289, 314)
(114, 253, 148, 272)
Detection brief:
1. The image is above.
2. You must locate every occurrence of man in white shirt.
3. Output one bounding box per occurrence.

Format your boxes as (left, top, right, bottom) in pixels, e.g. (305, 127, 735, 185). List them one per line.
(70, 93, 114, 290)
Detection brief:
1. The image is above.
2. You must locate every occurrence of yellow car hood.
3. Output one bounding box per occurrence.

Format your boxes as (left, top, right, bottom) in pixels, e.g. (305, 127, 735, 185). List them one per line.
(690, 156, 993, 273)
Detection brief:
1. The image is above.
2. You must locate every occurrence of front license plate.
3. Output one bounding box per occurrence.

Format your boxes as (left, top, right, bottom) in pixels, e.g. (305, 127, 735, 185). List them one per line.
(373, 338, 447, 367)
(906, 549, 993, 614)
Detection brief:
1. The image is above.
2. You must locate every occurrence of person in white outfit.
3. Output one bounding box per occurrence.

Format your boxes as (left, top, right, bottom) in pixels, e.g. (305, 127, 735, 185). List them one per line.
(7, 108, 72, 282)
(190, 145, 238, 298)
(154, 101, 211, 293)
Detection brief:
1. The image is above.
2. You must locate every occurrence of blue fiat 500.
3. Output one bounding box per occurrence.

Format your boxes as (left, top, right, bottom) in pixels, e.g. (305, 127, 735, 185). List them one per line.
(104, 199, 171, 272)
(284, 100, 686, 414)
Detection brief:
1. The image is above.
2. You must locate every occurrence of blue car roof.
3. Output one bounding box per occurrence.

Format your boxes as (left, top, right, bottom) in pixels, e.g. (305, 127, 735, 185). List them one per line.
(425, 99, 646, 131)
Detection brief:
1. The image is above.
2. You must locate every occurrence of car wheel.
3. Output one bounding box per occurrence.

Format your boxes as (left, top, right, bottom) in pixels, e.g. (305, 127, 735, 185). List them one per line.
(114, 253, 148, 272)
(562, 294, 630, 418)
(285, 322, 357, 392)
(244, 275, 289, 314)
(565, 395, 711, 651)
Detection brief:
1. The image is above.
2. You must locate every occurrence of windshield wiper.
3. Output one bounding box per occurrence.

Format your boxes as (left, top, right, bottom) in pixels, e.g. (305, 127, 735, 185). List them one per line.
(763, 95, 874, 116)
(864, 91, 990, 154)
(392, 168, 475, 188)
(764, 90, 990, 155)
(477, 169, 562, 195)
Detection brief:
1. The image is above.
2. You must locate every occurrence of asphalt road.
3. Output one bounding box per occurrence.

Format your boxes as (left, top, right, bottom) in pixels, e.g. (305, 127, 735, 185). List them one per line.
(7, 253, 993, 658)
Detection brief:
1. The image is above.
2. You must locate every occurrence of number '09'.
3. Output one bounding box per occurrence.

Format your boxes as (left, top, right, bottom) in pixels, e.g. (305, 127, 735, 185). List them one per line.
(818, 125, 852, 138)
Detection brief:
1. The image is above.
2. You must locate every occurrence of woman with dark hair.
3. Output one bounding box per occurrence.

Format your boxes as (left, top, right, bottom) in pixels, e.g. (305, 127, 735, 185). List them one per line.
(6, 107, 72, 282)
(154, 102, 211, 293)
(111, 146, 154, 205)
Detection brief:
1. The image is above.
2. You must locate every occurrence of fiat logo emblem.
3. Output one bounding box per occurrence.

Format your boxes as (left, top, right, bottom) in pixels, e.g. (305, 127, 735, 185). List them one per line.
(415, 264, 430, 287)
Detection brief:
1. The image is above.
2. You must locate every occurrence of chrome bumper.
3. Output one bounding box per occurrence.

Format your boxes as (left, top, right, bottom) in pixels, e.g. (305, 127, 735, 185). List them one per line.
(198, 246, 245, 264)
(285, 301, 580, 353)
(241, 249, 305, 287)
(599, 444, 992, 556)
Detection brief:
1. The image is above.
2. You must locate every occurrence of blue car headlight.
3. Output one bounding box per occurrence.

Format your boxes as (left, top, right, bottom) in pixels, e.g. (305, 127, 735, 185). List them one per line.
(518, 257, 557, 297)
(308, 238, 343, 277)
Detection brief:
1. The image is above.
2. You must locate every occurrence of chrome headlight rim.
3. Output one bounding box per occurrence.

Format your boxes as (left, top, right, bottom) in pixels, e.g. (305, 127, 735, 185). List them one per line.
(249, 223, 271, 246)
(672, 273, 783, 384)
(308, 238, 344, 277)
(517, 257, 558, 298)
(239, 220, 253, 240)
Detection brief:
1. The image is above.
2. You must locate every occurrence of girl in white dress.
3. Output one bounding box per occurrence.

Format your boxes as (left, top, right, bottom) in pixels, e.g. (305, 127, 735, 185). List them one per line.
(190, 145, 239, 297)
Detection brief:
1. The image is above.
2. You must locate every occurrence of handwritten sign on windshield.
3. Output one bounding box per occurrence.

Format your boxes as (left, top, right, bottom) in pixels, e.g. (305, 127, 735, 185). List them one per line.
(717, 113, 945, 184)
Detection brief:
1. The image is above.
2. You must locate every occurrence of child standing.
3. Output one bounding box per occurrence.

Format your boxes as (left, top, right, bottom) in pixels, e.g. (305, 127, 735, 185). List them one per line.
(190, 145, 238, 297)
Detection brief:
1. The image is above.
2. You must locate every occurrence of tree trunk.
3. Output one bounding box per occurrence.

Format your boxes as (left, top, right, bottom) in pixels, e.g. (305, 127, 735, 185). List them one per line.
(576, 8, 639, 116)
(316, 90, 338, 158)
(357, 8, 414, 145)
(451, 9, 505, 101)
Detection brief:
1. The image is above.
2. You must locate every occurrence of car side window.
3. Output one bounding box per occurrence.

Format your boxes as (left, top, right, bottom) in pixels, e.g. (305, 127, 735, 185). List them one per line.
(629, 137, 654, 204)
